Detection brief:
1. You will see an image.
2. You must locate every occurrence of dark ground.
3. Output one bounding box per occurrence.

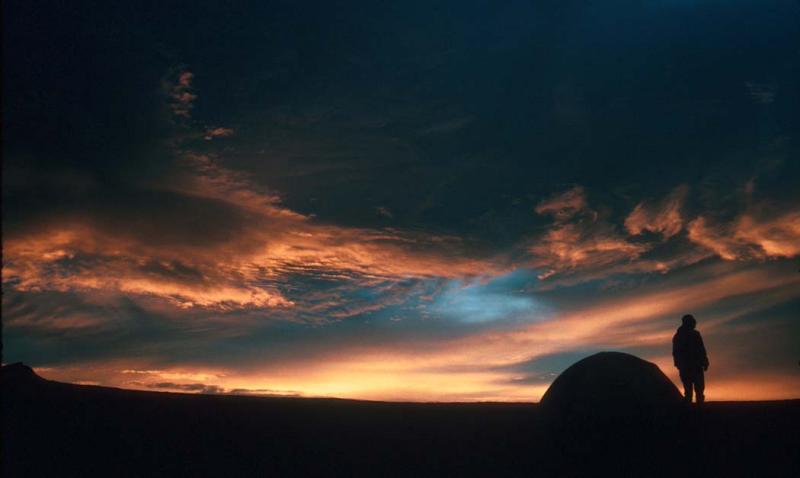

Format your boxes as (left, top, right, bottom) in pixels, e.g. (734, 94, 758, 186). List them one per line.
(3, 364, 798, 477)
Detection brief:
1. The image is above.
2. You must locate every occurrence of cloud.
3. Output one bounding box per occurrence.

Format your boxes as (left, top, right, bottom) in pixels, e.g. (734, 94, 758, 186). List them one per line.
(529, 186, 647, 280)
(226, 388, 300, 397)
(10, 174, 787, 319)
(168, 154, 508, 283)
(529, 222, 646, 280)
(688, 217, 739, 260)
(204, 127, 235, 140)
(734, 211, 800, 257)
(165, 69, 197, 118)
(625, 184, 688, 238)
(146, 382, 226, 394)
(121, 369, 224, 381)
(688, 209, 800, 260)
(4, 307, 107, 330)
(529, 184, 800, 285)
(2, 153, 507, 315)
(127, 379, 301, 396)
(1, 224, 294, 310)
(534, 186, 588, 221)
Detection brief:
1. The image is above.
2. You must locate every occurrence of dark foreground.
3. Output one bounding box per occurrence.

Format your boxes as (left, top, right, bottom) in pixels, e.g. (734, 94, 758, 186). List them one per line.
(3, 365, 798, 477)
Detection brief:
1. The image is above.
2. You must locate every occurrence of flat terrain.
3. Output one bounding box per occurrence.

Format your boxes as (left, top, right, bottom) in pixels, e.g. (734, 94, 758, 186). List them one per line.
(3, 366, 798, 477)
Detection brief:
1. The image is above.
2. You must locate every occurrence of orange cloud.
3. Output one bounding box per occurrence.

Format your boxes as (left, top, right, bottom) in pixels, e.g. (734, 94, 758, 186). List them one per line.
(625, 184, 687, 238)
(2, 223, 293, 310)
(687, 217, 739, 260)
(688, 209, 800, 260)
(531, 185, 800, 285)
(534, 186, 588, 221)
(169, 154, 508, 282)
(529, 223, 646, 280)
(2, 155, 506, 312)
(733, 211, 800, 257)
(530, 186, 647, 280)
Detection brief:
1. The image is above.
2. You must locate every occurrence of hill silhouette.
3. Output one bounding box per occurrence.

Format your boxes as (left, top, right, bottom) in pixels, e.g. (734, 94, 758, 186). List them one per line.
(1, 362, 43, 384)
(3, 359, 799, 477)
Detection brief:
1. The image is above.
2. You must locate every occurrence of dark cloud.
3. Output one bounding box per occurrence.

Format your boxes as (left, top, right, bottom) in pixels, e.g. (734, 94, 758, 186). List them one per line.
(148, 382, 225, 394)
(227, 388, 300, 397)
(135, 380, 299, 396)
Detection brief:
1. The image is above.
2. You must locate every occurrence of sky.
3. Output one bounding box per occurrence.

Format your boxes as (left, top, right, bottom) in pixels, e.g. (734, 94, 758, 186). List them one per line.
(3, 0, 800, 401)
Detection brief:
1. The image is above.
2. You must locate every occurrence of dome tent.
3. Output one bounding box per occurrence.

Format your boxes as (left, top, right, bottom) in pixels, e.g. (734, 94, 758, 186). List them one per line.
(540, 352, 682, 416)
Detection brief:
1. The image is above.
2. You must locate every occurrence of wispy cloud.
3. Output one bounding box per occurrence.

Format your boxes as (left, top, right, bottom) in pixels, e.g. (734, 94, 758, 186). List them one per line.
(625, 184, 688, 238)
(534, 186, 588, 221)
(2, 224, 294, 310)
(529, 223, 645, 280)
(688, 208, 800, 260)
(204, 127, 235, 140)
(529, 186, 645, 280)
(165, 69, 197, 118)
(526, 184, 800, 285)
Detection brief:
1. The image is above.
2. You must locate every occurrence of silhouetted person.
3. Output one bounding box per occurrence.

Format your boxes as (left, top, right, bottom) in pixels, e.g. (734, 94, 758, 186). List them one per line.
(672, 314, 709, 404)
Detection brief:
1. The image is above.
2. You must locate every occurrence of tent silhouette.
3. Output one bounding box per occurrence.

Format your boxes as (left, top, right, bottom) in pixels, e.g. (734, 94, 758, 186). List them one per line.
(540, 351, 682, 415)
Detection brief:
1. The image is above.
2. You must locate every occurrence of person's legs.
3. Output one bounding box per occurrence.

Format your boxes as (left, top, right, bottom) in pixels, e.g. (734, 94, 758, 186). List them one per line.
(695, 369, 705, 404)
(679, 369, 693, 403)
